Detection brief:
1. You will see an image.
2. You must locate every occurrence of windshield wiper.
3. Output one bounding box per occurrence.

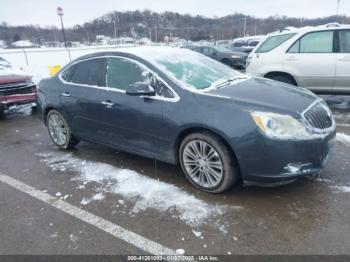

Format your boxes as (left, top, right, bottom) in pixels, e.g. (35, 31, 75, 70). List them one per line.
(214, 77, 247, 89)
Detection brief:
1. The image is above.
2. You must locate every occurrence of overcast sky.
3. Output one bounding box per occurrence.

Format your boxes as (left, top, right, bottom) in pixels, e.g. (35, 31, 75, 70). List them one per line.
(1, 0, 348, 27)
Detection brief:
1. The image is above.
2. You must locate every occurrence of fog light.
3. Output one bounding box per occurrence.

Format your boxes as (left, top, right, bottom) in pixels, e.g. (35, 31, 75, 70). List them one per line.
(283, 162, 311, 174)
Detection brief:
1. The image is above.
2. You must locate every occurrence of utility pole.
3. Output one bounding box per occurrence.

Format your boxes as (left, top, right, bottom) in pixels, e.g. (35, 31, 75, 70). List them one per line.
(155, 24, 158, 43)
(336, 0, 341, 19)
(243, 16, 247, 37)
(113, 21, 117, 38)
(57, 7, 67, 48)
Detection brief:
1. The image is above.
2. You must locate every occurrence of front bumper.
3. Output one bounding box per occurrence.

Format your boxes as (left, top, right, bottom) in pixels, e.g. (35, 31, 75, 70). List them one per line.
(0, 93, 37, 111)
(237, 129, 336, 183)
(231, 57, 247, 70)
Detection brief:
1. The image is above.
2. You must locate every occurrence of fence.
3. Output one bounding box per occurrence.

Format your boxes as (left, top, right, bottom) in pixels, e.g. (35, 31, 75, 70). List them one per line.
(0, 45, 138, 81)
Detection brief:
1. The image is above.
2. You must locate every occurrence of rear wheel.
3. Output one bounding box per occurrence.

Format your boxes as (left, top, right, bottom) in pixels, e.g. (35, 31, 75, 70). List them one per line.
(179, 132, 239, 193)
(0, 109, 4, 119)
(221, 59, 232, 67)
(46, 109, 79, 149)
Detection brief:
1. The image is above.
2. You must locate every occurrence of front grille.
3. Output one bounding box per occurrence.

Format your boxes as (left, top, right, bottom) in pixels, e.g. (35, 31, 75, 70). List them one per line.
(303, 101, 333, 130)
(0, 84, 36, 96)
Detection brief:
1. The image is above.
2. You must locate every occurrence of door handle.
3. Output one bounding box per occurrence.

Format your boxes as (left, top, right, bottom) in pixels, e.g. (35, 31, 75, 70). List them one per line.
(285, 56, 298, 61)
(338, 56, 350, 61)
(101, 100, 114, 108)
(61, 92, 71, 97)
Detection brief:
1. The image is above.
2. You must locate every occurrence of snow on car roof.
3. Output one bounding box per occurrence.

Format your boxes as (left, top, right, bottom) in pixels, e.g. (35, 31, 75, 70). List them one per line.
(267, 24, 350, 37)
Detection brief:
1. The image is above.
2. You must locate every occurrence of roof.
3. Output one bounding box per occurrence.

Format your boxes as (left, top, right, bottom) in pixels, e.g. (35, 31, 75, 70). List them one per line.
(267, 23, 350, 37)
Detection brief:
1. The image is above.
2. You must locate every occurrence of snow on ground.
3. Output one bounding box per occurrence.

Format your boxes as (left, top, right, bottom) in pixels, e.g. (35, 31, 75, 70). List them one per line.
(36, 151, 238, 227)
(336, 133, 350, 147)
(330, 186, 350, 193)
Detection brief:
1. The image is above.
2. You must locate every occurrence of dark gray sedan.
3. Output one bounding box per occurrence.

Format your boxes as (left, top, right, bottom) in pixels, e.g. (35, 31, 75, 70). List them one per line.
(37, 47, 336, 193)
(184, 45, 248, 69)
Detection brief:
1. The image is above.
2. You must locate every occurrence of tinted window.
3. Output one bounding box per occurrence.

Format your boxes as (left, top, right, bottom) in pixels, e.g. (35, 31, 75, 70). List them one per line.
(69, 58, 106, 86)
(233, 41, 245, 47)
(288, 40, 300, 53)
(248, 40, 259, 47)
(106, 57, 148, 90)
(61, 64, 77, 82)
(299, 31, 333, 53)
(339, 30, 350, 53)
(256, 33, 296, 53)
(202, 47, 214, 55)
(148, 73, 174, 98)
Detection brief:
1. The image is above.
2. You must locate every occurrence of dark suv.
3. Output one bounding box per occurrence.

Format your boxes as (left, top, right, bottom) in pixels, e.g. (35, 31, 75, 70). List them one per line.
(184, 45, 248, 70)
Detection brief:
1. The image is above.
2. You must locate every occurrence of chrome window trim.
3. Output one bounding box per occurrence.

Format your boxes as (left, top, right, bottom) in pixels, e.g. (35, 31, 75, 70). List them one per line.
(58, 55, 180, 103)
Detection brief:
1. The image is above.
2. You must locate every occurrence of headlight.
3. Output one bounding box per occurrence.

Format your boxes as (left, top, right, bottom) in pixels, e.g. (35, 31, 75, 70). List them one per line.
(251, 111, 310, 140)
(231, 55, 241, 59)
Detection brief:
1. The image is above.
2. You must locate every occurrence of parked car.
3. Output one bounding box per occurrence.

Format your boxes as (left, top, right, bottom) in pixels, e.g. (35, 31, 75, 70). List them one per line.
(184, 45, 248, 70)
(215, 40, 232, 47)
(0, 58, 36, 116)
(37, 47, 336, 193)
(230, 36, 265, 54)
(246, 24, 350, 94)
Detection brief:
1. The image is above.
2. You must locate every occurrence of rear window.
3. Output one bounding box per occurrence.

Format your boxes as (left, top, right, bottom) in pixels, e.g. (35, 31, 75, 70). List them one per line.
(62, 58, 106, 86)
(256, 33, 296, 53)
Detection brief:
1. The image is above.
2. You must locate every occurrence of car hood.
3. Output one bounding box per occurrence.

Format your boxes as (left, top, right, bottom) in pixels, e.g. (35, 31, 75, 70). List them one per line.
(0, 69, 32, 85)
(204, 76, 318, 116)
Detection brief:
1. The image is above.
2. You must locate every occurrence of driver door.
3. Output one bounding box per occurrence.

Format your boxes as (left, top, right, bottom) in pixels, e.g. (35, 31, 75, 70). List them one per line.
(97, 57, 167, 158)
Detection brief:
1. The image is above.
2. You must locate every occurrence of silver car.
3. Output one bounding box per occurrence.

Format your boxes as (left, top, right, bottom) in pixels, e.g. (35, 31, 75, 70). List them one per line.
(246, 24, 350, 94)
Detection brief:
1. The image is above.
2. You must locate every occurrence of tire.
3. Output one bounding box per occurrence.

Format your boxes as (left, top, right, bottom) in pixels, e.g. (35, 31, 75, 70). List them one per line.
(267, 75, 297, 86)
(46, 109, 79, 149)
(0, 109, 4, 119)
(221, 59, 232, 67)
(179, 131, 239, 193)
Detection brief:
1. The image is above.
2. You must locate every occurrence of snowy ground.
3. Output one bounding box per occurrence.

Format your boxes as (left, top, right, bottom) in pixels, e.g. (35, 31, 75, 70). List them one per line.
(0, 101, 350, 255)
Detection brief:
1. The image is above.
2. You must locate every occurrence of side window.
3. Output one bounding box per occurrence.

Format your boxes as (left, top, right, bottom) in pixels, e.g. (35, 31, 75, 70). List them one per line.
(299, 31, 334, 53)
(148, 73, 175, 99)
(69, 58, 106, 86)
(202, 47, 213, 55)
(288, 40, 300, 53)
(61, 64, 77, 82)
(107, 57, 147, 90)
(339, 30, 350, 53)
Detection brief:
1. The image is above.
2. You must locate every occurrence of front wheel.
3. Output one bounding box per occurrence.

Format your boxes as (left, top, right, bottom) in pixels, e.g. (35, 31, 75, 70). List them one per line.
(179, 132, 239, 193)
(46, 109, 79, 149)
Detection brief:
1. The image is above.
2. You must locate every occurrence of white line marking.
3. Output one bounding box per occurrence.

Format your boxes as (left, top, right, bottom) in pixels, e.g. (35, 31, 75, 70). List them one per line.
(0, 173, 176, 255)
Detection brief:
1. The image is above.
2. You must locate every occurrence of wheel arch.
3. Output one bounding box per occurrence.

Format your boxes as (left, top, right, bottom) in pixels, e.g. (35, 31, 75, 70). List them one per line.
(174, 126, 241, 176)
(264, 71, 299, 86)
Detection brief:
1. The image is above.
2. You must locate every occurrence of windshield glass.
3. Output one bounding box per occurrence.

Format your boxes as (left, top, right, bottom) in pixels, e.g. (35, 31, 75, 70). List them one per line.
(213, 46, 231, 52)
(256, 33, 296, 53)
(135, 48, 241, 90)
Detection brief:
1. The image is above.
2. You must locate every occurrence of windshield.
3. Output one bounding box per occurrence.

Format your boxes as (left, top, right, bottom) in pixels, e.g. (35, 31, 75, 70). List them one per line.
(0, 57, 11, 69)
(135, 48, 241, 90)
(213, 46, 231, 52)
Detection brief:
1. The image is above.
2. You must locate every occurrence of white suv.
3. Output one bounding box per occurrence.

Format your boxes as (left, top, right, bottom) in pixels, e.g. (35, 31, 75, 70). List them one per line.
(246, 24, 350, 93)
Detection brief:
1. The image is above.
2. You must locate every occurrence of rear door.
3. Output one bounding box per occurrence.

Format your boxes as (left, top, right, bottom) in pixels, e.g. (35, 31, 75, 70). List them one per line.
(59, 57, 107, 140)
(284, 30, 336, 91)
(335, 29, 350, 91)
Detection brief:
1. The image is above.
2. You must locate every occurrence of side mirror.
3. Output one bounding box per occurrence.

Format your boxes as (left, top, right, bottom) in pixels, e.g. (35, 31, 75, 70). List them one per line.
(126, 82, 156, 96)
